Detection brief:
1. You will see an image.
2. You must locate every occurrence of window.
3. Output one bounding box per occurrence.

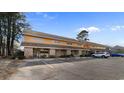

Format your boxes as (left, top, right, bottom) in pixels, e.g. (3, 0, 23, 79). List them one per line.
(33, 37, 43, 43)
(67, 42, 72, 45)
(77, 44, 82, 46)
(54, 40, 62, 44)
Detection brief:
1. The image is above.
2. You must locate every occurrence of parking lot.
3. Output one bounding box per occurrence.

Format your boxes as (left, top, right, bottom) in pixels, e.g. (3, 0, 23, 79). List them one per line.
(9, 57, 124, 80)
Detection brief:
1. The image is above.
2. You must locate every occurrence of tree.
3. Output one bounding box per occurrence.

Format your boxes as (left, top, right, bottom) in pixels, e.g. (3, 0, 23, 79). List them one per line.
(10, 13, 29, 55)
(0, 12, 29, 57)
(0, 13, 7, 56)
(76, 30, 89, 42)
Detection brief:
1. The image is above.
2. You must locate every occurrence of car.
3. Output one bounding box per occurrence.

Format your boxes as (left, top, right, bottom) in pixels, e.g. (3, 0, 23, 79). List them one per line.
(92, 52, 110, 58)
(111, 53, 124, 57)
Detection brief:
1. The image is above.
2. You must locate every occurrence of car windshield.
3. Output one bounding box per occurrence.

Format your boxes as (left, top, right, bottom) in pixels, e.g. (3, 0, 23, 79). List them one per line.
(95, 52, 109, 54)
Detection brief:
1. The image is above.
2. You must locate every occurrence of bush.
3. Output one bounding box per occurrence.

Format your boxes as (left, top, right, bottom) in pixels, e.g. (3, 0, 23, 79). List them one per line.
(40, 55, 47, 58)
(59, 55, 65, 58)
(85, 54, 91, 57)
(66, 55, 72, 57)
(49, 55, 56, 58)
(114, 50, 124, 54)
(80, 55, 84, 57)
(12, 50, 25, 59)
(70, 54, 74, 57)
(60, 55, 72, 58)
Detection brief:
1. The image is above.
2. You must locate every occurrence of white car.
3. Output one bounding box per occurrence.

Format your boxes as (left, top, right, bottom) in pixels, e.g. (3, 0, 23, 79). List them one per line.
(92, 52, 110, 58)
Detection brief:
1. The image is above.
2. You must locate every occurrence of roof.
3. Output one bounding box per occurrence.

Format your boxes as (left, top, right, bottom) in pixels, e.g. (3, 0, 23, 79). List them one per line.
(84, 41, 107, 47)
(23, 29, 107, 48)
(23, 30, 81, 44)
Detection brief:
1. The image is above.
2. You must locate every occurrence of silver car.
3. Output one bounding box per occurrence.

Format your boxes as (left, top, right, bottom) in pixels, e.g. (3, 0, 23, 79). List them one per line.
(92, 52, 110, 58)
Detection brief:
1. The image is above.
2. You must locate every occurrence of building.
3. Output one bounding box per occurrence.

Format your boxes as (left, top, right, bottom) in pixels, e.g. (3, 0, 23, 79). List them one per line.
(21, 30, 107, 58)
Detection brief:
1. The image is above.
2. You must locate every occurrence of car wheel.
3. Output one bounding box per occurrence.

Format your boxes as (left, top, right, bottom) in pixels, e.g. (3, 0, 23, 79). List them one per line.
(92, 55, 95, 58)
(102, 55, 105, 58)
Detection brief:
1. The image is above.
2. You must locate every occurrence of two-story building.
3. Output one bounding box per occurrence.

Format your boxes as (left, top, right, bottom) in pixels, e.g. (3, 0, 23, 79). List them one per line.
(21, 30, 107, 58)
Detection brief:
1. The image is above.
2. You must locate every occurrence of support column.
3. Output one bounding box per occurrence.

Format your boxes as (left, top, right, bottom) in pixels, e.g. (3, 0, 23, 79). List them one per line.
(78, 50, 82, 56)
(24, 47, 33, 58)
(49, 49, 56, 56)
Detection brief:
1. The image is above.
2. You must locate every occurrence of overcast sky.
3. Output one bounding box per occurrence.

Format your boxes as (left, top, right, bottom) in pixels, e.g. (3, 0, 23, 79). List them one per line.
(25, 12, 124, 46)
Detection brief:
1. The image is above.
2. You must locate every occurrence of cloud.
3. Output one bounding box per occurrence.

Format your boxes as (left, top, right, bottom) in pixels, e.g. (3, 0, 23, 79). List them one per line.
(44, 14, 56, 19)
(111, 25, 124, 31)
(78, 26, 100, 33)
(35, 12, 56, 20)
(87, 27, 100, 32)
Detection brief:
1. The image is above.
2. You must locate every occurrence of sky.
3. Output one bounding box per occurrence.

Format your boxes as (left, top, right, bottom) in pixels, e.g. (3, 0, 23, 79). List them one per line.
(25, 12, 124, 47)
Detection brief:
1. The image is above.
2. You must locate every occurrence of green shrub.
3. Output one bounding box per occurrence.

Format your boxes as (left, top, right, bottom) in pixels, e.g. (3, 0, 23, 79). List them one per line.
(49, 55, 56, 58)
(12, 50, 25, 59)
(70, 54, 74, 57)
(80, 55, 84, 57)
(60, 55, 72, 58)
(66, 55, 72, 57)
(40, 55, 47, 58)
(114, 50, 124, 54)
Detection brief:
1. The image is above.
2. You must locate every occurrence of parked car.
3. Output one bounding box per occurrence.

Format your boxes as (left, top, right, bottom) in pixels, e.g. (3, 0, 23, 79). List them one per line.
(111, 53, 124, 57)
(92, 52, 110, 58)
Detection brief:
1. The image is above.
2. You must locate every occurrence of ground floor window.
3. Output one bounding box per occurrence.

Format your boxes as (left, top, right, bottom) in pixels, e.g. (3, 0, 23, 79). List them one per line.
(55, 49, 67, 57)
(33, 48, 49, 58)
(71, 50, 79, 56)
(32, 48, 92, 58)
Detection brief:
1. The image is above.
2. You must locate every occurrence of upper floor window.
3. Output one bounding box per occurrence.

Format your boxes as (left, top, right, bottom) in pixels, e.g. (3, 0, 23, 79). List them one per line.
(54, 40, 62, 44)
(77, 44, 82, 46)
(67, 42, 72, 45)
(33, 37, 43, 43)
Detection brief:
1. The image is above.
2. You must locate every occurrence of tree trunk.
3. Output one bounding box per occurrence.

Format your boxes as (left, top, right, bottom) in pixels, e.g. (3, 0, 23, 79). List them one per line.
(10, 33, 15, 56)
(10, 17, 16, 56)
(7, 15, 11, 56)
(0, 19, 2, 56)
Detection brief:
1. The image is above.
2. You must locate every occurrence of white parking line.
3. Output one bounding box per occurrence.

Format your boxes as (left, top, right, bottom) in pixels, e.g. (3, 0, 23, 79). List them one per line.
(41, 61, 54, 69)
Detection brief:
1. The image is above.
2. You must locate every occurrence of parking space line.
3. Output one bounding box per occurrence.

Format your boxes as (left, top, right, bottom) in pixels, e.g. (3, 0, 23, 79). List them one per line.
(41, 61, 54, 69)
